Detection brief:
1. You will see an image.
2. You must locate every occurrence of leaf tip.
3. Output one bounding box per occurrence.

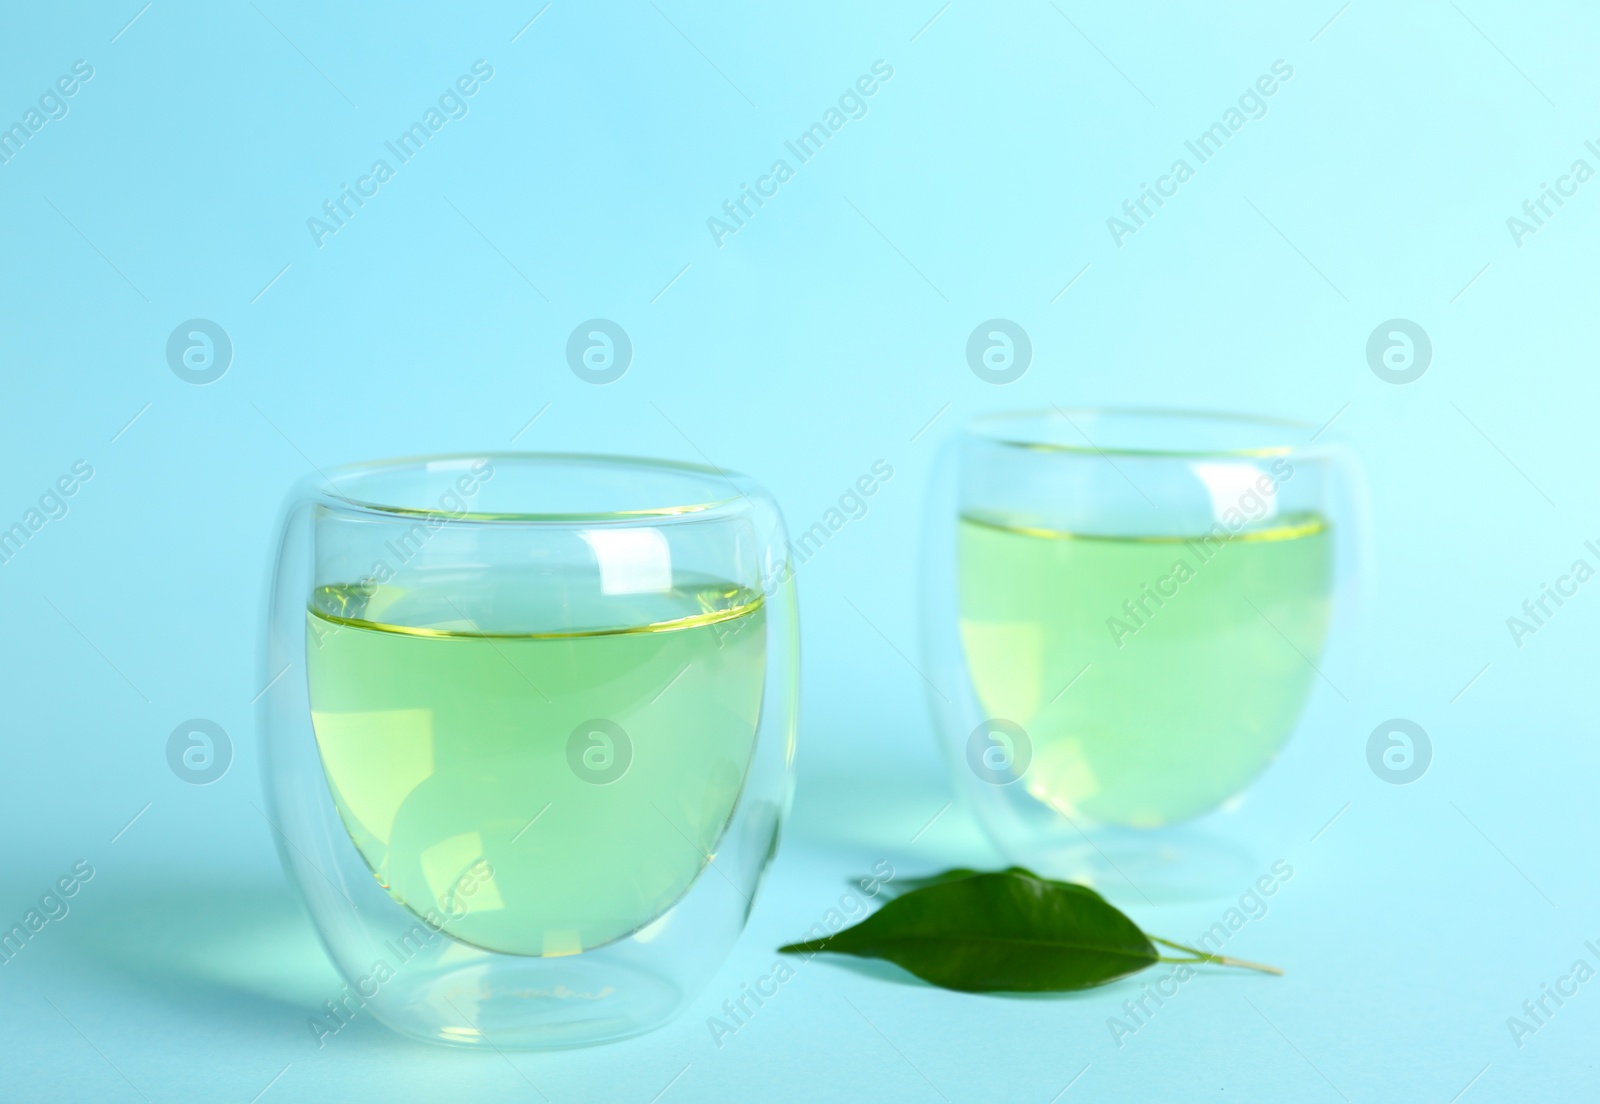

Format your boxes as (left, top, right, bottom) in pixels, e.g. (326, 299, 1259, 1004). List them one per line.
(777, 940, 827, 956)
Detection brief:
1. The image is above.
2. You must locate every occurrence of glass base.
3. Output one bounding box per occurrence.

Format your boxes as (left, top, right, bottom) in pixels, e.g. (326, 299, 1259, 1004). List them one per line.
(371, 959, 684, 1050)
(993, 823, 1259, 905)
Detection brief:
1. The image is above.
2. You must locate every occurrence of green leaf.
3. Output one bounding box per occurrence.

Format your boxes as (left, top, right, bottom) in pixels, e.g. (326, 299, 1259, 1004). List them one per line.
(781, 869, 1158, 992)
(877, 865, 1042, 897)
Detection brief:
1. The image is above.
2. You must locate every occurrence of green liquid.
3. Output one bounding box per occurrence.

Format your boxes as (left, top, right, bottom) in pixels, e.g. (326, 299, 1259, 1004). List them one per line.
(305, 570, 766, 956)
(958, 513, 1333, 828)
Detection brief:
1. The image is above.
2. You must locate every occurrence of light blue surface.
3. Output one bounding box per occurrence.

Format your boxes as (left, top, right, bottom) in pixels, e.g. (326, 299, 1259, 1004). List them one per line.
(2, 1, 1596, 1099)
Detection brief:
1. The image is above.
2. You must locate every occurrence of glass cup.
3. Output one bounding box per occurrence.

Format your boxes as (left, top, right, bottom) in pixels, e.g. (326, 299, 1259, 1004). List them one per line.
(920, 410, 1363, 899)
(259, 453, 798, 1048)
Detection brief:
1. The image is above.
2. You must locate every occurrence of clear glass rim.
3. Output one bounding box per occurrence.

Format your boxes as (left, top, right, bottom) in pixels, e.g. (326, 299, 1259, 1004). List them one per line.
(968, 406, 1318, 459)
(307, 451, 751, 523)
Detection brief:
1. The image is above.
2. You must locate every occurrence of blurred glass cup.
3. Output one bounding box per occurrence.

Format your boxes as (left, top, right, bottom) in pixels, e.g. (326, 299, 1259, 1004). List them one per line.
(920, 410, 1363, 899)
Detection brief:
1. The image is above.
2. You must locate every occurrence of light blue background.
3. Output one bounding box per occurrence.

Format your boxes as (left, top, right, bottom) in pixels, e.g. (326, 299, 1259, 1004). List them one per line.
(2, 1, 1596, 1100)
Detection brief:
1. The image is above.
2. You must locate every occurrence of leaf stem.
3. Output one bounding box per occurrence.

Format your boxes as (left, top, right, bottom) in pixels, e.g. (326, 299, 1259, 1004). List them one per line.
(1150, 936, 1283, 976)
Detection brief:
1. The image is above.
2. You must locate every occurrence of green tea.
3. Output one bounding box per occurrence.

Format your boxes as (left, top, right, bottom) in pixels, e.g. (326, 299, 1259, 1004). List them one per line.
(958, 512, 1333, 828)
(305, 569, 766, 956)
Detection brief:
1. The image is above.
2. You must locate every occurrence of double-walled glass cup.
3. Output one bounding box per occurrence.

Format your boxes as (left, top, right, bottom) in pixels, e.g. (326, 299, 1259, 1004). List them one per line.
(260, 454, 797, 1048)
(921, 410, 1362, 898)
